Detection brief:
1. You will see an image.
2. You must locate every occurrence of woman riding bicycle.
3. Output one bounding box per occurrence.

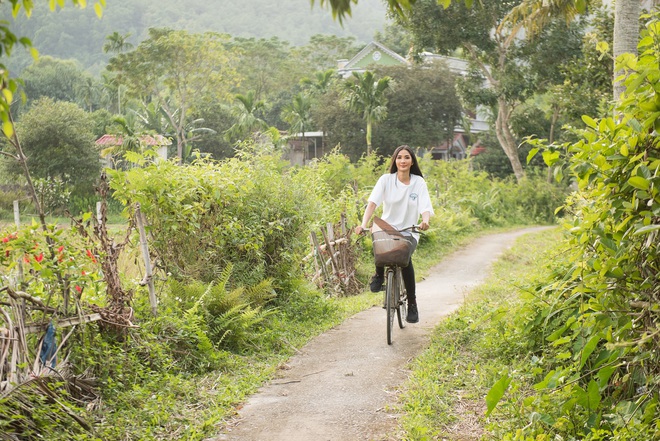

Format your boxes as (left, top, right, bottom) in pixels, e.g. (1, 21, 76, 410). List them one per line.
(355, 145, 434, 323)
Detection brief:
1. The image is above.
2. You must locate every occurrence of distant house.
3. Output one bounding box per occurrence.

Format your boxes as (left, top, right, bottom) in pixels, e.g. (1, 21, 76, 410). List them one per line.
(285, 41, 491, 164)
(337, 41, 409, 78)
(96, 134, 171, 168)
(430, 134, 486, 160)
(431, 133, 468, 160)
(286, 131, 325, 166)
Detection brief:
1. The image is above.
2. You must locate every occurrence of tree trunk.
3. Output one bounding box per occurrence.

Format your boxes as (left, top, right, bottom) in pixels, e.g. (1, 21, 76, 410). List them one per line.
(495, 97, 525, 183)
(366, 118, 372, 155)
(613, 0, 640, 101)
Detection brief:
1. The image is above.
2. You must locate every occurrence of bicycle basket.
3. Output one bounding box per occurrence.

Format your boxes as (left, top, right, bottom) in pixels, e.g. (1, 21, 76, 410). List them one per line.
(371, 230, 413, 267)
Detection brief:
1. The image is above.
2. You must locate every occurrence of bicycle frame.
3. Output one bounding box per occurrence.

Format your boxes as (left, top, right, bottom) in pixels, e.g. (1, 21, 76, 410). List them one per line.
(364, 223, 421, 345)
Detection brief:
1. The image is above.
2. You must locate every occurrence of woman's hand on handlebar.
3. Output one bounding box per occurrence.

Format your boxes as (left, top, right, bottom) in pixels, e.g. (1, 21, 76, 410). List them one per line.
(418, 221, 430, 231)
(355, 225, 368, 235)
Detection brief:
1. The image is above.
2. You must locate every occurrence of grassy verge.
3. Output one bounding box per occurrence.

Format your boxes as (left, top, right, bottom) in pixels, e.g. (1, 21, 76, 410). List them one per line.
(397, 227, 562, 441)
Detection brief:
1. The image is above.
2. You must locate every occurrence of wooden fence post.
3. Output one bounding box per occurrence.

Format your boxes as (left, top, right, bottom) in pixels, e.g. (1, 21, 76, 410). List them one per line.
(13, 200, 20, 227)
(135, 204, 158, 316)
(310, 231, 331, 285)
(96, 201, 103, 225)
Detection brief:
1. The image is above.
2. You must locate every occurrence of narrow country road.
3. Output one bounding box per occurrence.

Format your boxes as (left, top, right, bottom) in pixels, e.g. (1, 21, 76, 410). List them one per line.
(210, 227, 550, 441)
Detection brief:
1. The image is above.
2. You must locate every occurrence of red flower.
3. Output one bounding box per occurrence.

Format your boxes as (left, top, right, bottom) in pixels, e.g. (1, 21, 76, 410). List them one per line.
(23, 255, 30, 263)
(75, 285, 82, 293)
(86, 249, 97, 263)
(1, 237, 8, 243)
(81, 270, 86, 276)
(35, 253, 44, 263)
(58, 246, 64, 253)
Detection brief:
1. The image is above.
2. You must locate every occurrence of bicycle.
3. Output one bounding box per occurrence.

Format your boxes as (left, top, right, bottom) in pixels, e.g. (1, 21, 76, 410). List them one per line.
(371, 224, 420, 345)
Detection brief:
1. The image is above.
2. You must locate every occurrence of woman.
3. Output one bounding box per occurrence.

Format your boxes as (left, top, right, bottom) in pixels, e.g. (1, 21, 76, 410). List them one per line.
(355, 145, 433, 323)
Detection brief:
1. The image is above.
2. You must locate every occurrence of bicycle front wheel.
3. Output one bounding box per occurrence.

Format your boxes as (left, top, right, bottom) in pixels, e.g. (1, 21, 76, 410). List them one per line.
(396, 268, 407, 329)
(386, 270, 395, 345)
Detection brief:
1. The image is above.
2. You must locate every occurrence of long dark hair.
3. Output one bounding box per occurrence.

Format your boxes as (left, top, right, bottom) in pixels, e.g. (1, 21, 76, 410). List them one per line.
(388, 145, 423, 178)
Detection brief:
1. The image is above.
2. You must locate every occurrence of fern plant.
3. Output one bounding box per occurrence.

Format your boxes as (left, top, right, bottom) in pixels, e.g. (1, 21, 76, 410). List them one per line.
(165, 264, 276, 353)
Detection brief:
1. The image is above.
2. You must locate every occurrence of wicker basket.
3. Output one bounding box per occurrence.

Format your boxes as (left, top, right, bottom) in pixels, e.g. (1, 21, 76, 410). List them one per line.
(371, 230, 413, 267)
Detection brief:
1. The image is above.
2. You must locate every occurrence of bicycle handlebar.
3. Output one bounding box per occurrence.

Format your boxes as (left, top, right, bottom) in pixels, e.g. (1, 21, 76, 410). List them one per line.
(355, 224, 425, 236)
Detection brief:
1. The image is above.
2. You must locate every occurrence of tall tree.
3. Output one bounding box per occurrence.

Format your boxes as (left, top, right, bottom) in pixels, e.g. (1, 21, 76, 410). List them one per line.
(491, 0, 641, 102)
(20, 56, 91, 107)
(292, 34, 360, 71)
(300, 69, 338, 95)
(226, 37, 303, 102)
(224, 90, 270, 143)
(343, 70, 391, 155)
(102, 31, 134, 54)
(402, 0, 530, 181)
(282, 92, 313, 140)
(75, 75, 101, 112)
(107, 28, 240, 163)
(318, 0, 642, 105)
(4, 97, 100, 194)
(372, 63, 462, 156)
(613, 0, 641, 100)
(311, 83, 365, 160)
(0, 0, 105, 139)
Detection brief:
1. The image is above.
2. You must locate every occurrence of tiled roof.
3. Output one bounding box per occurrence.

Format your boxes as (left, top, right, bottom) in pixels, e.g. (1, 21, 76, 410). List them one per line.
(95, 134, 171, 146)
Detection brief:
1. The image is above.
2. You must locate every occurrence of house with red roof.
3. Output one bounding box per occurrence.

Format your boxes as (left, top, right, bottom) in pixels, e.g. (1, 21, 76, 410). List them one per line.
(96, 134, 171, 168)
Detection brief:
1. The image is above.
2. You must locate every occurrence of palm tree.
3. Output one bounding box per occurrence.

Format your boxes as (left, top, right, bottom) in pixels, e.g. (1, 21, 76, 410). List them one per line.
(301, 69, 336, 95)
(283, 92, 313, 140)
(343, 70, 391, 155)
(101, 33, 132, 114)
(224, 90, 269, 143)
(75, 76, 99, 112)
(99, 113, 144, 168)
(103, 32, 134, 54)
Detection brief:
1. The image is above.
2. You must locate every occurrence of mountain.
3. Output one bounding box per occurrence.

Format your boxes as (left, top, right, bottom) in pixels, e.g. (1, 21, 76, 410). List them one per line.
(5, 0, 388, 74)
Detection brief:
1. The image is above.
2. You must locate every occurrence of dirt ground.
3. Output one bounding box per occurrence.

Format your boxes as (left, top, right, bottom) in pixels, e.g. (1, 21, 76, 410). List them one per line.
(208, 227, 549, 441)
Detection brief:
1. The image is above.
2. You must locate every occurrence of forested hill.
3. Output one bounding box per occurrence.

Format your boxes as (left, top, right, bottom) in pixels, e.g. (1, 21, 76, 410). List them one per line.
(6, 0, 387, 74)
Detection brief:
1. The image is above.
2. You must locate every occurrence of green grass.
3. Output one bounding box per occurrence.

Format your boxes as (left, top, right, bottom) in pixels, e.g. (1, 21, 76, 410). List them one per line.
(397, 227, 562, 441)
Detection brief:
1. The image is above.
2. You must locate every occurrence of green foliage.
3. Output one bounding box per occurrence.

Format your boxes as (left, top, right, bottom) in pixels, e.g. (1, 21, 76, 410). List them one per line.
(421, 156, 567, 227)
(1, 222, 105, 308)
(18, 56, 95, 111)
(108, 148, 326, 286)
(226, 37, 305, 104)
(310, 83, 366, 161)
(398, 229, 563, 440)
(372, 63, 462, 157)
(223, 90, 270, 143)
(6, 97, 101, 196)
(32, 175, 72, 215)
(166, 265, 277, 353)
(464, 15, 660, 440)
(107, 27, 241, 161)
(343, 70, 391, 154)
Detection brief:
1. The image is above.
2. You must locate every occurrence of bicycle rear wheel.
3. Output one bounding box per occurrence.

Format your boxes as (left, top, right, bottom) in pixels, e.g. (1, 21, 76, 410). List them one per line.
(396, 268, 407, 329)
(386, 270, 395, 345)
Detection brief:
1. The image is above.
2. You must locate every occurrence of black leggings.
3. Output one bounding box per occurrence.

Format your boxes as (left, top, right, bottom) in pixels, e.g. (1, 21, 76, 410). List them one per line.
(375, 258, 417, 305)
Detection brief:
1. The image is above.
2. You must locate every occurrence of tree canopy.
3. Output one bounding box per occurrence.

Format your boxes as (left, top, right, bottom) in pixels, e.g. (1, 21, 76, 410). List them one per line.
(5, 97, 100, 194)
(107, 28, 241, 162)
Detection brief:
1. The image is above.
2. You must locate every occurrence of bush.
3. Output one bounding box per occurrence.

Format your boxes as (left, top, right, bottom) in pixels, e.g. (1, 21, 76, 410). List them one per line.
(109, 147, 326, 287)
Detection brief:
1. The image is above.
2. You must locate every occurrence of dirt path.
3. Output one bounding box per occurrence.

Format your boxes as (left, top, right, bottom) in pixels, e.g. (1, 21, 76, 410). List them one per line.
(210, 227, 549, 441)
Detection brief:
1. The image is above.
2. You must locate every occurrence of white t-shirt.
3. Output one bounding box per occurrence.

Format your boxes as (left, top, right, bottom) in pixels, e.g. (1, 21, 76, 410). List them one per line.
(368, 173, 434, 241)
